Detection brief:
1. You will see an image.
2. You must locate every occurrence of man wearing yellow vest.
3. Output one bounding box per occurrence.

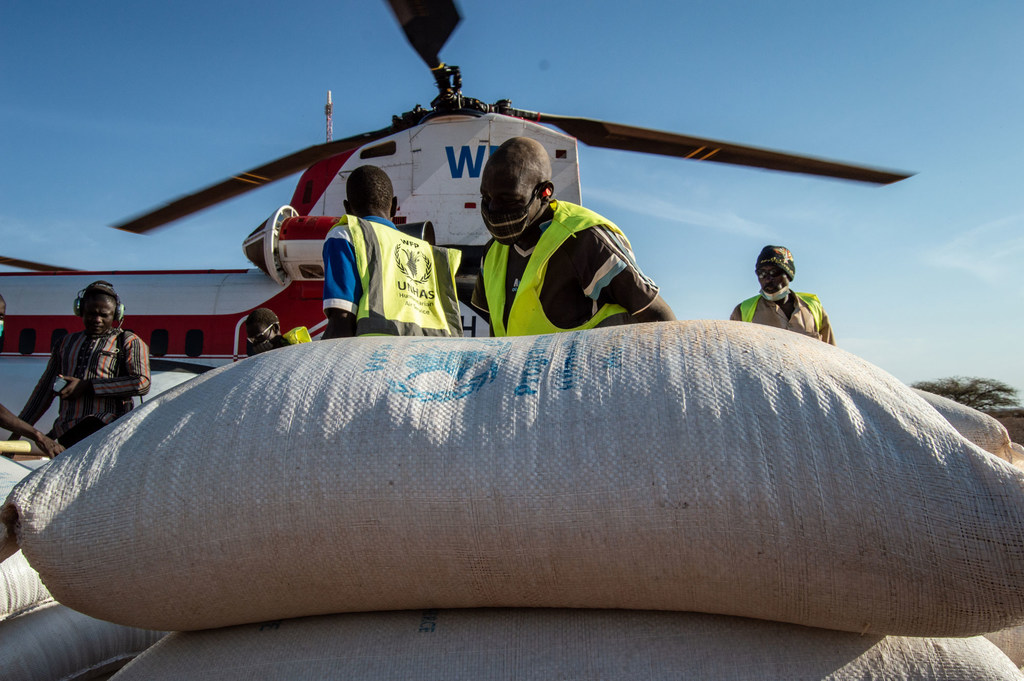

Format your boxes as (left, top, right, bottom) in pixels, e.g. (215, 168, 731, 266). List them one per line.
(245, 308, 311, 355)
(730, 245, 836, 345)
(321, 165, 463, 338)
(469, 137, 675, 337)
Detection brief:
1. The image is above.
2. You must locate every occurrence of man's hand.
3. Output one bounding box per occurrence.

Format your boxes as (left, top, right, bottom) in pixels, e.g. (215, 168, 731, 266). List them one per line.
(30, 432, 64, 458)
(56, 376, 91, 400)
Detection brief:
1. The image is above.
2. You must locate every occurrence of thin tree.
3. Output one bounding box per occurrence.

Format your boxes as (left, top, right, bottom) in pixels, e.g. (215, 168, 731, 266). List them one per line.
(911, 376, 1021, 411)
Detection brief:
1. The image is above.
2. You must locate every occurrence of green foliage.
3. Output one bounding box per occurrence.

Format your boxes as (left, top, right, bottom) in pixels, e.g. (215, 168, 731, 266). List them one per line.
(911, 376, 1021, 411)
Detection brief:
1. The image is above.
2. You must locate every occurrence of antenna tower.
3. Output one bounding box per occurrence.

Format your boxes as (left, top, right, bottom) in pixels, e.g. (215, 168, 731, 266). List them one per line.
(325, 91, 333, 142)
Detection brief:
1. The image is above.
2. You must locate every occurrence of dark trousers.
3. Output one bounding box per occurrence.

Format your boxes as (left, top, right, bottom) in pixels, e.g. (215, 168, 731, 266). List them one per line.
(56, 416, 108, 449)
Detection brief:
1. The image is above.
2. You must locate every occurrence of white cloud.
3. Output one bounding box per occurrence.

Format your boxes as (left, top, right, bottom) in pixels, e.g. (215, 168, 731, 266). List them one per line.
(585, 185, 775, 239)
(924, 214, 1024, 292)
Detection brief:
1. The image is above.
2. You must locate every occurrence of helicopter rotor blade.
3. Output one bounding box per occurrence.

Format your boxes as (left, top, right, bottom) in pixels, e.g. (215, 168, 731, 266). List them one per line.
(521, 111, 912, 185)
(385, 0, 460, 69)
(0, 255, 80, 272)
(112, 126, 395, 234)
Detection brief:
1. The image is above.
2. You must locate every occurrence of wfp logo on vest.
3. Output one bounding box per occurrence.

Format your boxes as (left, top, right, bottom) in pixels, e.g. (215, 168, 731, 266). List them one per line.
(446, 145, 500, 179)
(393, 242, 435, 299)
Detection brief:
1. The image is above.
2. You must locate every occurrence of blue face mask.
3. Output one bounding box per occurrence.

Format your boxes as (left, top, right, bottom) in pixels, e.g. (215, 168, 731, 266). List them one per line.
(0, 319, 4, 339)
(761, 285, 790, 302)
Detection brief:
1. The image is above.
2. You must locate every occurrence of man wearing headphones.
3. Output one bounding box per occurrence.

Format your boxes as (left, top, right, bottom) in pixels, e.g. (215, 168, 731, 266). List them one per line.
(470, 137, 675, 336)
(14, 280, 151, 449)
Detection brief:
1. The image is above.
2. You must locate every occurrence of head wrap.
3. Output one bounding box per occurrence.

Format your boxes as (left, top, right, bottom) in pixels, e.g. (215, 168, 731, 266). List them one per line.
(756, 245, 795, 281)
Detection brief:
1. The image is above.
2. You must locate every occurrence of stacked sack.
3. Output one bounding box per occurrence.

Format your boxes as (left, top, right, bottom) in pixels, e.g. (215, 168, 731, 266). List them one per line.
(4, 320, 1024, 679)
(910, 388, 1024, 665)
(913, 387, 1024, 469)
(0, 457, 165, 681)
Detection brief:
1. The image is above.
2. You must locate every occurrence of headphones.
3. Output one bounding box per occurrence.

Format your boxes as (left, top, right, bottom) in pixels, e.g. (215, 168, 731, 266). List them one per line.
(74, 280, 125, 322)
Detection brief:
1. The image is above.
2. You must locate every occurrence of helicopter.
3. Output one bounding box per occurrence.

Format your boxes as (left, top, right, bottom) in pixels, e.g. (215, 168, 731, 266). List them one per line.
(0, 0, 910, 437)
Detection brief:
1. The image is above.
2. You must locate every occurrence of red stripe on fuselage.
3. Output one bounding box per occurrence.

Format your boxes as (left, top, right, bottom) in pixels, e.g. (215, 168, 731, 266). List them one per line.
(1, 279, 326, 361)
(289, 151, 357, 216)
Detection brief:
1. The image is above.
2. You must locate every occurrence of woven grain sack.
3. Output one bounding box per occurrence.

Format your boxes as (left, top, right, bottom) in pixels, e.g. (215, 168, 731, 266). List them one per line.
(1, 550, 53, 622)
(112, 608, 1024, 681)
(912, 388, 1017, 462)
(988, 625, 1024, 669)
(0, 458, 50, 622)
(0, 601, 165, 681)
(1012, 442, 1024, 470)
(1, 457, 33, 560)
(4, 321, 1024, 635)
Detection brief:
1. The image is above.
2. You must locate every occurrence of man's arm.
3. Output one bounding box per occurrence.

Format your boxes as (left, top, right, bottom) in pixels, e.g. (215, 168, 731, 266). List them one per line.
(818, 309, 837, 346)
(17, 351, 61, 429)
(631, 294, 676, 323)
(572, 226, 674, 324)
(0, 403, 64, 458)
(322, 308, 357, 339)
(321, 225, 361, 339)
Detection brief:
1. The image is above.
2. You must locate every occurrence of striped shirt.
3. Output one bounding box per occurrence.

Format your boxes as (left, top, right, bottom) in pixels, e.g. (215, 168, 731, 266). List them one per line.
(19, 329, 151, 439)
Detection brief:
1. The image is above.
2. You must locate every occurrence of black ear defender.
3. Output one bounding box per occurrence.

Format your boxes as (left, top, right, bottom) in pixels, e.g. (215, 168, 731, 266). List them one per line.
(74, 280, 125, 322)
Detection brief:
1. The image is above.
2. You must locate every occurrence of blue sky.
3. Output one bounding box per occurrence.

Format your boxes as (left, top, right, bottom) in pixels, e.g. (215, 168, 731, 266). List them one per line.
(2, 1, 1022, 401)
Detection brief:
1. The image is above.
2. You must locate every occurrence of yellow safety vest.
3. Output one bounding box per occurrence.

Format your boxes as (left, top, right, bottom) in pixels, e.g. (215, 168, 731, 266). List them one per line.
(739, 292, 823, 331)
(481, 201, 631, 337)
(339, 215, 463, 336)
(282, 326, 312, 345)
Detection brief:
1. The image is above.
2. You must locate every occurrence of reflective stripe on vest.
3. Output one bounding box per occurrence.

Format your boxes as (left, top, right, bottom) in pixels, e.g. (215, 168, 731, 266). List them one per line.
(482, 201, 631, 337)
(342, 216, 463, 337)
(739, 292, 823, 331)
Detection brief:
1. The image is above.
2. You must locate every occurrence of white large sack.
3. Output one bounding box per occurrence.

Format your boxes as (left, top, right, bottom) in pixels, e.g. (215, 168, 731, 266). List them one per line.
(912, 388, 1018, 462)
(1, 457, 34, 563)
(112, 608, 1024, 681)
(4, 321, 1024, 635)
(1, 550, 53, 622)
(1, 459, 53, 622)
(0, 601, 165, 681)
(988, 625, 1024, 669)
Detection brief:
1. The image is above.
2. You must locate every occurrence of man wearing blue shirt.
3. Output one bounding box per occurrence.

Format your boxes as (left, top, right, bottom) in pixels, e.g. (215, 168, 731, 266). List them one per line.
(321, 165, 462, 339)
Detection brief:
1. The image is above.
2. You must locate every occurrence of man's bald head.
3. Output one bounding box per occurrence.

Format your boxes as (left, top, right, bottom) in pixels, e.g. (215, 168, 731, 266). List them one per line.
(479, 138, 556, 244)
(483, 137, 552, 189)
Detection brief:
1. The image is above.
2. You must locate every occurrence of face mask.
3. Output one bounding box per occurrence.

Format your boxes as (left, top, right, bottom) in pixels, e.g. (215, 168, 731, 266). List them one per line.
(0, 319, 4, 339)
(481, 186, 545, 245)
(761, 285, 790, 302)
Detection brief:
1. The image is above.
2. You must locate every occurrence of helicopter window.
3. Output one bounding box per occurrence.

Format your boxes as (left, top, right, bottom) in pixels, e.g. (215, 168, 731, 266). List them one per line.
(150, 329, 169, 357)
(555, 149, 567, 159)
(50, 329, 68, 351)
(302, 181, 313, 205)
(185, 329, 203, 358)
(19, 328, 36, 355)
(359, 141, 396, 160)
